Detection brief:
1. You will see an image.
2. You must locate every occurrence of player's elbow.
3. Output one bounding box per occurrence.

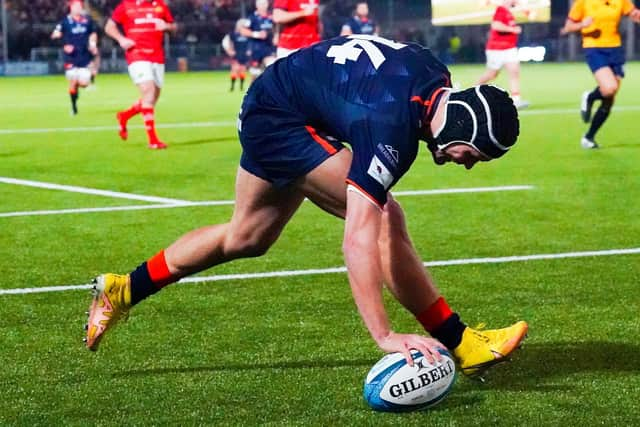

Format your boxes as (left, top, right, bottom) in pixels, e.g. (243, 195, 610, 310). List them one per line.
(104, 19, 117, 35)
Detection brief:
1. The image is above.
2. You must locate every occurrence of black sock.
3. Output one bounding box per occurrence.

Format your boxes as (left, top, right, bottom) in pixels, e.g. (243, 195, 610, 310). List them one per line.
(129, 262, 160, 305)
(430, 313, 467, 350)
(587, 86, 603, 104)
(230, 77, 236, 91)
(90, 75, 95, 84)
(240, 78, 245, 90)
(70, 91, 79, 114)
(586, 97, 613, 140)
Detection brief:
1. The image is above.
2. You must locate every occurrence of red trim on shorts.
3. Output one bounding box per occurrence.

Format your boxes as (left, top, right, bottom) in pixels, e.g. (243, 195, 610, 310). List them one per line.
(425, 87, 448, 118)
(346, 178, 384, 210)
(305, 125, 337, 155)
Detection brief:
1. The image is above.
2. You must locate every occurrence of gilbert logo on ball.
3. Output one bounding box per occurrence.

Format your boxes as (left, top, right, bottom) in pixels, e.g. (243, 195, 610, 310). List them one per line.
(363, 349, 456, 412)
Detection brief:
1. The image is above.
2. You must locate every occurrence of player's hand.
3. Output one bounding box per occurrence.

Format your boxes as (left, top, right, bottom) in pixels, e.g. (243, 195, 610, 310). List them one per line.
(89, 45, 98, 56)
(376, 332, 446, 366)
(256, 30, 268, 40)
(581, 16, 594, 28)
(155, 19, 169, 31)
(300, 5, 316, 17)
(629, 9, 640, 23)
(118, 37, 135, 50)
(513, 25, 522, 34)
(63, 44, 75, 54)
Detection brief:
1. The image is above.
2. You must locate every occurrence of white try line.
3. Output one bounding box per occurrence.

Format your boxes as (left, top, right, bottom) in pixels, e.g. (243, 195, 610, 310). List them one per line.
(2, 106, 640, 135)
(0, 185, 534, 218)
(0, 176, 189, 205)
(1, 246, 638, 296)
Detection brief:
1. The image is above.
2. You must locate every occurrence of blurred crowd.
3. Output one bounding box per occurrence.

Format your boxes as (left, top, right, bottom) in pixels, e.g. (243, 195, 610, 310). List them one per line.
(4, 0, 243, 59)
(4, 0, 442, 61)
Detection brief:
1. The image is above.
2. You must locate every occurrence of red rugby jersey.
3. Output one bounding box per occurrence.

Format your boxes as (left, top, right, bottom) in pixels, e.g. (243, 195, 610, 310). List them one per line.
(486, 6, 518, 50)
(111, 0, 174, 64)
(274, 0, 320, 50)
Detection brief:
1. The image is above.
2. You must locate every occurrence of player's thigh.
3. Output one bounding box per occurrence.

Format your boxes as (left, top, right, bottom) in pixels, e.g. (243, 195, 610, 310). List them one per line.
(151, 63, 165, 88)
(228, 166, 305, 247)
(593, 66, 619, 97)
(76, 68, 92, 87)
(298, 148, 352, 219)
(503, 60, 520, 77)
(485, 50, 503, 72)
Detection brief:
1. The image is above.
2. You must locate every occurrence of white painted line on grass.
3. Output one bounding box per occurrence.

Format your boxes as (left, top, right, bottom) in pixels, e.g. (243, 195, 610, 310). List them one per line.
(0, 121, 236, 135)
(0, 177, 189, 205)
(2, 106, 640, 135)
(0, 185, 534, 218)
(1, 247, 638, 296)
(518, 106, 640, 116)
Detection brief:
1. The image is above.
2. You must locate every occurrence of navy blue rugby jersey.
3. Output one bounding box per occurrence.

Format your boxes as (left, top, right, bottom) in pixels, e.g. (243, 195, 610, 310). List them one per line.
(259, 35, 451, 206)
(247, 12, 275, 52)
(344, 16, 377, 35)
(55, 14, 96, 67)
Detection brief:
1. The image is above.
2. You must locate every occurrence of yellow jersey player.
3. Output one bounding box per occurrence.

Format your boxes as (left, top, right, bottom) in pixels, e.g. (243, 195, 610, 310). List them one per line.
(561, 0, 640, 149)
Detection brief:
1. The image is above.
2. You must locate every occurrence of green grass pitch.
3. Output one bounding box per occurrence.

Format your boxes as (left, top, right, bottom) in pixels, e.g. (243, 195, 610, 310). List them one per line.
(1, 62, 639, 425)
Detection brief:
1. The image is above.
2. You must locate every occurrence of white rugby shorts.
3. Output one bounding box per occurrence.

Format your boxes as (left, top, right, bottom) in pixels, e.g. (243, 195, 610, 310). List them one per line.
(65, 67, 92, 85)
(128, 61, 165, 87)
(485, 48, 519, 70)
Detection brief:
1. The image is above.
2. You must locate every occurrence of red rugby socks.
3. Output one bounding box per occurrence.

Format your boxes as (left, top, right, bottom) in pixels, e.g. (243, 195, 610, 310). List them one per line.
(416, 297, 467, 350)
(129, 250, 179, 305)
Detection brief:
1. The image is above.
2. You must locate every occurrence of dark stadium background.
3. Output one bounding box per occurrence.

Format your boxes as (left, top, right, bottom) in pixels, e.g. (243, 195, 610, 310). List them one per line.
(1, 0, 638, 73)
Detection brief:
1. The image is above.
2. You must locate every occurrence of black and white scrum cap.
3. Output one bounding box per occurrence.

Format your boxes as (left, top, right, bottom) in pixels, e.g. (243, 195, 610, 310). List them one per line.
(430, 85, 519, 159)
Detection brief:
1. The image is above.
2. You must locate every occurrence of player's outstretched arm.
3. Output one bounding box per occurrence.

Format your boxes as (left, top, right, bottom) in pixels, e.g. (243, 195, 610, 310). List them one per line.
(221, 35, 235, 57)
(88, 32, 98, 56)
(105, 18, 135, 50)
(343, 190, 445, 365)
(560, 16, 593, 35)
(272, 8, 312, 24)
(491, 20, 521, 34)
(51, 24, 62, 40)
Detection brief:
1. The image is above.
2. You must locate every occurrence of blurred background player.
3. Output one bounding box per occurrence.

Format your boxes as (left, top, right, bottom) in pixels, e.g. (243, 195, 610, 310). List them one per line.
(561, 0, 640, 149)
(222, 19, 250, 92)
(476, 0, 529, 109)
(50, 0, 97, 115)
(241, 0, 276, 81)
(105, 0, 176, 150)
(273, 0, 320, 58)
(340, 2, 379, 36)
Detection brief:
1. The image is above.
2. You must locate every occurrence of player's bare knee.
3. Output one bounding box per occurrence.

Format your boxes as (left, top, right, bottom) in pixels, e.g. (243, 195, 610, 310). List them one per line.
(224, 231, 273, 258)
(600, 83, 618, 98)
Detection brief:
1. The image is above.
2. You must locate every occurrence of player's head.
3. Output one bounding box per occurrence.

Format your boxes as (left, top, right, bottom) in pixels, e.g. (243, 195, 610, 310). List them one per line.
(256, 0, 269, 13)
(236, 18, 250, 32)
(69, 0, 84, 15)
(356, 2, 369, 17)
(428, 85, 519, 169)
(503, 0, 518, 8)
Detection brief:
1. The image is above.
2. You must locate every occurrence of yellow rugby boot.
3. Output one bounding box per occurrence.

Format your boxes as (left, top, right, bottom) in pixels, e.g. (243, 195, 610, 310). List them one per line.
(453, 321, 528, 378)
(84, 273, 131, 351)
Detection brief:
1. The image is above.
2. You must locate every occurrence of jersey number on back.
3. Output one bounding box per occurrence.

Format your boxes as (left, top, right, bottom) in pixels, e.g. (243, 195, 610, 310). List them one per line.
(326, 35, 406, 70)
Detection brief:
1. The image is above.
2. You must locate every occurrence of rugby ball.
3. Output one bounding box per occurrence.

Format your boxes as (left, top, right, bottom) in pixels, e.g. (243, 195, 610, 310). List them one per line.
(363, 349, 456, 412)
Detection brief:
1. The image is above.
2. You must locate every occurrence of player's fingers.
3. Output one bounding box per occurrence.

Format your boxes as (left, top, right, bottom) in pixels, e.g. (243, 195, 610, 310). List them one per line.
(402, 343, 414, 366)
(417, 343, 436, 364)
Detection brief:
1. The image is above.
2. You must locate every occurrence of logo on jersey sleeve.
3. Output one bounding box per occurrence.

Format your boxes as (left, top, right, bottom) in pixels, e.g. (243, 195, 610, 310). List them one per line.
(367, 155, 394, 189)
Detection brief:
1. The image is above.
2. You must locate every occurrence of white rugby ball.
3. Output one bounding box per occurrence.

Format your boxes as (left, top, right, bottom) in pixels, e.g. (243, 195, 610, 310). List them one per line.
(363, 349, 456, 412)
